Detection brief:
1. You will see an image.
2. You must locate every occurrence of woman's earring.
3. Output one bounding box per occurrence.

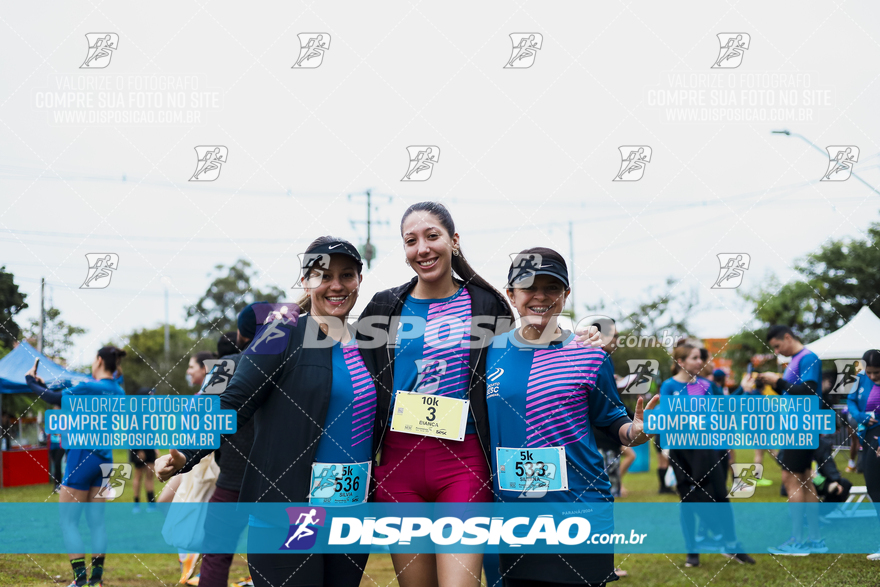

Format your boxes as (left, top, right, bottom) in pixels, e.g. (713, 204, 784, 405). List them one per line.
(405, 258, 411, 266)
(452, 247, 460, 257)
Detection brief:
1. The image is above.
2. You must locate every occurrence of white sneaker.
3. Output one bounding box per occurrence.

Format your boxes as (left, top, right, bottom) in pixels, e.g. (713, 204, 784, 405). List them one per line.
(867, 550, 880, 561)
(768, 537, 810, 556)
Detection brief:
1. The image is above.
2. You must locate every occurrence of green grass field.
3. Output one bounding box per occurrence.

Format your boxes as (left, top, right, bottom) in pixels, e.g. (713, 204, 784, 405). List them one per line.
(2, 448, 879, 586)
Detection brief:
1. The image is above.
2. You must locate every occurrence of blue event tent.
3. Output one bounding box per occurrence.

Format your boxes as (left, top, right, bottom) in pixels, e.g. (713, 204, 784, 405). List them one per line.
(0, 340, 91, 395)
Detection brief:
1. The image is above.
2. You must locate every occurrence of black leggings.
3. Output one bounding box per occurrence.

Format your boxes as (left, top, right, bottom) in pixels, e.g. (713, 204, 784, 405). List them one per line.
(247, 552, 368, 587)
(864, 429, 880, 511)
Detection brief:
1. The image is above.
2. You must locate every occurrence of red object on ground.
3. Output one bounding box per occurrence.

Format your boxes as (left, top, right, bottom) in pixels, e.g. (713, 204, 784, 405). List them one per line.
(2, 448, 49, 487)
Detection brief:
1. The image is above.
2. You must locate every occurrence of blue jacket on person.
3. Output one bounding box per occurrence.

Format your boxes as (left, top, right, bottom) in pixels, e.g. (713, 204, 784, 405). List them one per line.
(846, 372, 880, 431)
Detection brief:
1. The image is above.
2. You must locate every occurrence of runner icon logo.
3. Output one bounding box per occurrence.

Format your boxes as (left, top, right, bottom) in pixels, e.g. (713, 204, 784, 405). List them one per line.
(711, 33, 750, 69)
(294, 253, 333, 289)
(613, 146, 652, 182)
(80, 33, 119, 69)
(401, 146, 440, 181)
(281, 507, 326, 550)
(189, 146, 228, 182)
(504, 33, 543, 69)
(508, 253, 544, 288)
(830, 359, 863, 394)
(293, 33, 331, 69)
(711, 253, 750, 289)
(727, 463, 763, 498)
(821, 146, 859, 182)
(621, 360, 659, 394)
(200, 359, 235, 395)
(80, 253, 119, 289)
(95, 463, 132, 499)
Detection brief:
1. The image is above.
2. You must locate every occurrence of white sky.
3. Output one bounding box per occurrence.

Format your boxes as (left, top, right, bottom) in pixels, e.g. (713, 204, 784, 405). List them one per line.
(2, 1, 879, 367)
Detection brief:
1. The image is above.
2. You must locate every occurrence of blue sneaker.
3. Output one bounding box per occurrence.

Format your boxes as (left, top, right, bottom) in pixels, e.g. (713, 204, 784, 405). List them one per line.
(131, 503, 141, 514)
(768, 537, 810, 556)
(804, 539, 828, 554)
(146, 503, 157, 513)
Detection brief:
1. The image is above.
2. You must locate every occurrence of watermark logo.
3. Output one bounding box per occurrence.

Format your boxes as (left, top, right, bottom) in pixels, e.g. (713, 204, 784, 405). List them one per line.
(189, 146, 228, 181)
(80, 253, 119, 289)
(821, 146, 859, 182)
(293, 253, 333, 289)
(620, 360, 659, 394)
(245, 304, 296, 355)
(281, 507, 325, 550)
(94, 463, 131, 499)
(711, 33, 750, 69)
(613, 146, 652, 181)
(401, 146, 440, 181)
(507, 252, 544, 288)
(728, 463, 763, 498)
(293, 33, 331, 68)
(414, 359, 448, 394)
(711, 253, 750, 289)
(504, 33, 543, 69)
(830, 359, 862, 394)
(80, 33, 119, 69)
(200, 359, 235, 395)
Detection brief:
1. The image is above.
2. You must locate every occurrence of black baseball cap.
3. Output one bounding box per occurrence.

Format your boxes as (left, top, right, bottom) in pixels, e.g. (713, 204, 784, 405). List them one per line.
(507, 255, 570, 289)
(301, 238, 363, 277)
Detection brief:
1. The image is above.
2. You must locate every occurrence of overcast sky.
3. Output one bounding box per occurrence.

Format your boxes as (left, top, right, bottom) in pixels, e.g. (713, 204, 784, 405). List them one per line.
(2, 1, 879, 367)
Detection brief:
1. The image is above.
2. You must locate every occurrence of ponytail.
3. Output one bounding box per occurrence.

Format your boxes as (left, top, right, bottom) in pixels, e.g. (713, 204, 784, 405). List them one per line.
(97, 346, 126, 373)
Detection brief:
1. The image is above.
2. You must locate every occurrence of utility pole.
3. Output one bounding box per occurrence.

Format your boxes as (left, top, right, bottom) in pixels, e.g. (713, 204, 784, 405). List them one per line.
(569, 221, 576, 320)
(349, 189, 389, 269)
(37, 278, 44, 353)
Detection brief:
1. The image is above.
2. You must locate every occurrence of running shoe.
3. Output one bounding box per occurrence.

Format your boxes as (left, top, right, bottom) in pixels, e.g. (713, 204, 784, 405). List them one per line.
(146, 503, 158, 513)
(804, 539, 828, 554)
(88, 582, 103, 587)
(179, 553, 199, 584)
(185, 574, 200, 586)
(132, 503, 141, 514)
(613, 567, 628, 577)
(755, 478, 773, 486)
(722, 552, 756, 564)
(685, 554, 700, 567)
(230, 576, 254, 587)
(867, 549, 880, 561)
(768, 537, 810, 556)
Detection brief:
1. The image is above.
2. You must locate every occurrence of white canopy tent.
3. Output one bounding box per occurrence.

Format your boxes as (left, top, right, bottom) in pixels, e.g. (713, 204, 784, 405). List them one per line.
(806, 306, 880, 360)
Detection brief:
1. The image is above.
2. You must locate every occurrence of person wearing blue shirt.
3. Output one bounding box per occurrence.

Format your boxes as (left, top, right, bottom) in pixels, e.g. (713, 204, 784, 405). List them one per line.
(845, 350, 880, 561)
(485, 247, 656, 586)
(25, 346, 126, 587)
(758, 325, 825, 556)
(661, 344, 754, 568)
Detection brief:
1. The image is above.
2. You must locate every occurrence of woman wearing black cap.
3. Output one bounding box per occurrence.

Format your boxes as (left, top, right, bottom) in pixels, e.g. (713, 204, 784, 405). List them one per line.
(356, 204, 600, 587)
(484, 247, 656, 587)
(25, 346, 126, 587)
(156, 236, 378, 587)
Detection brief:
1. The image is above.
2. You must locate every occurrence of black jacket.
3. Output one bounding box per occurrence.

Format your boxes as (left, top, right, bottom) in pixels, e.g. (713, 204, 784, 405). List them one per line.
(211, 352, 255, 493)
(178, 314, 368, 503)
(357, 277, 514, 465)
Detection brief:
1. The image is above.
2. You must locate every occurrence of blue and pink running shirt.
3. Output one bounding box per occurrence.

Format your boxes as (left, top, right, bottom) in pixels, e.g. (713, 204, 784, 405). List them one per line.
(313, 340, 378, 464)
(392, 286, 475, 434)
(781, 347, 822, 396)
(659, 376, 724, 396)
(486, 330, 628, 501)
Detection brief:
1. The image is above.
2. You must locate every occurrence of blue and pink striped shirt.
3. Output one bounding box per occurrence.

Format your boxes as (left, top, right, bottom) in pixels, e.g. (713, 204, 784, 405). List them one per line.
(486, 330, 628, 501)
(313, 340, 378, 464)
(393, 287, 476, 434)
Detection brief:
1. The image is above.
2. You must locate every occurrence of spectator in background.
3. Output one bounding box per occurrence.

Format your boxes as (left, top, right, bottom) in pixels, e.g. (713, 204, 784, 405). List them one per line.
(47, 405, 65, 493)
(130, 387, 157, 514)
(713, 369, 727, 393)
(197, 312, 261, 587)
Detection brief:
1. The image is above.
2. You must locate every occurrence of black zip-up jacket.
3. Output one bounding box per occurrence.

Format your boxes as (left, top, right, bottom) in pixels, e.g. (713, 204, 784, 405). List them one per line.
(357, 277, 514, 465)
(177, 314, 369, 503)
(211, 352, 255, 493)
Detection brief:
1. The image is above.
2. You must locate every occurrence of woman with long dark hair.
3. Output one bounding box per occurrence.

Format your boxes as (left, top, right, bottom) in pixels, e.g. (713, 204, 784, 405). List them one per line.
(157, 236, 378, 587)
(356, 201, 515, 587)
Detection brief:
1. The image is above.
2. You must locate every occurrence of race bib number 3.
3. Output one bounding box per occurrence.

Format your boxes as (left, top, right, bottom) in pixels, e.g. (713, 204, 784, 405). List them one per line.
(390, 391, 469, 441)
(308, 461, 370, 506)
(496, 447, 568, 494)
